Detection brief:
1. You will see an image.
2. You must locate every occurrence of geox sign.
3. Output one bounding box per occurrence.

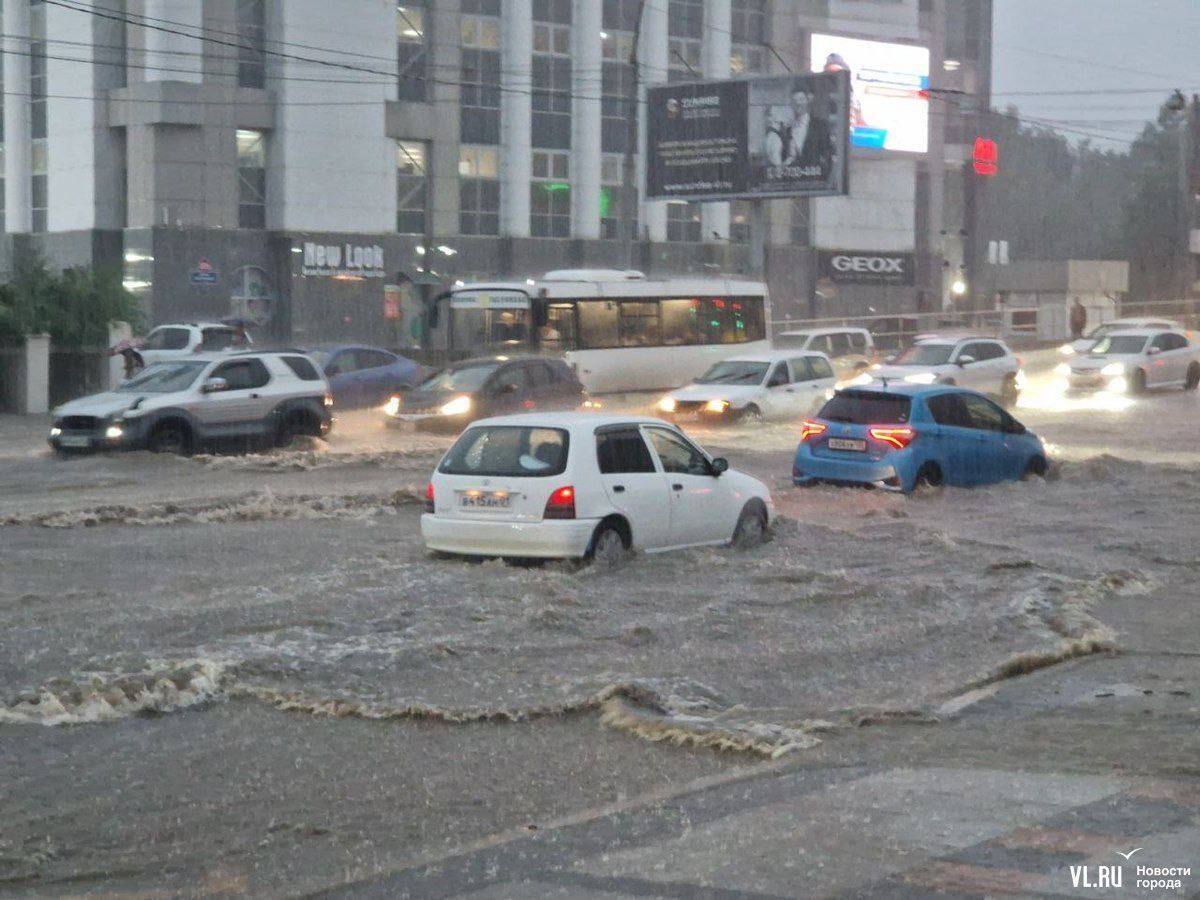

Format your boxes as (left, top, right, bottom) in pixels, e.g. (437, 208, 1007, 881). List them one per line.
(819, 250, 915, 286)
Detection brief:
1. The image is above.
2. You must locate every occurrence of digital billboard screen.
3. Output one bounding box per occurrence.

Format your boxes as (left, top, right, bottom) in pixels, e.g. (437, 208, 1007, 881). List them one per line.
(645, 71, 851, 201)
(810, 33, 930, 154)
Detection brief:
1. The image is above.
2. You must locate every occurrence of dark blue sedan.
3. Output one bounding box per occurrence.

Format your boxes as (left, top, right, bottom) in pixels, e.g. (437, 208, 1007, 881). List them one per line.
(309, 345, 423, 411)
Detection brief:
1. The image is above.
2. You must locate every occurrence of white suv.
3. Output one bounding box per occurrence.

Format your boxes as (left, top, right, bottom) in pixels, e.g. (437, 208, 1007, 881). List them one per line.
(127, 322, 252, 371)
(772, 327, 876, 381)
(866, 336, 1024, 407)
(49, 352, 332, 455)
(421, 413, 773, 563)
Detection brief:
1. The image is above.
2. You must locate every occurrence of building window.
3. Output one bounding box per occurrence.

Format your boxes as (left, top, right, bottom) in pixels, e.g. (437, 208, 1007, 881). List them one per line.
(731, 0, 766, 44)
(237, 129, 266, 229)
(397, 2, 428, 102)
(396, 140, 428, 234)
(601, 31, 636, 153)
(531, 149, 570, 237)
(460, 145, 499, 235)
(668, 0, 702, 82)
(603, 0, 642, 31)
(790, 199, 808, 244)
(30, 1, 47, 232)
(730, 200, 752, 244)
(731, 44, 767, 76)
(236, 0, 266, 88)
(601, 153, 634, 241)
(461, 7, 501, 144)
(666, 200, 701, 243)
(532, 0, 571, 149)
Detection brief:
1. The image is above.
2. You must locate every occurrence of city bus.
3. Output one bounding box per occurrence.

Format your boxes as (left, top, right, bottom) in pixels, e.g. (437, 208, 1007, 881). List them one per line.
(439, 270, 770, 393)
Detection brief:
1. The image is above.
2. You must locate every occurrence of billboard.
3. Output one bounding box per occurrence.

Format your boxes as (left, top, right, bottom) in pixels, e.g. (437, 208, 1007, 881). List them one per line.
(645, 70, 850, 201)
(810, 33, 930, 154)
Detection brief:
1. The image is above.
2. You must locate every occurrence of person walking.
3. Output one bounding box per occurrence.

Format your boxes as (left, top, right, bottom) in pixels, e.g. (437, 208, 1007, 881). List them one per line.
(1069, 298, 1087, 340)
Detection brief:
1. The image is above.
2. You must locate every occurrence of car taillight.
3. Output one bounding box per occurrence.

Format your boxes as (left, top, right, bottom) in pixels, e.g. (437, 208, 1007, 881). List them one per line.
(868, 426, 916, 449)
(544, 485, 576, 520)
(424, 482, 435, 513)
(799, 420, 828, 442)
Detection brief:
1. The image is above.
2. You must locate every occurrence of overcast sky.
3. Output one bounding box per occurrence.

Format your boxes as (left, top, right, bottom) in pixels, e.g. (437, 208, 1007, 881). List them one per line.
(991, 0, 1200, 149)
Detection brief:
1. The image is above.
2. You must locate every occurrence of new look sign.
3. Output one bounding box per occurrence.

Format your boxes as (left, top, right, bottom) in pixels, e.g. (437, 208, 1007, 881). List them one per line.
(819, 250, 915, 286)
(301, 242, 386, 278)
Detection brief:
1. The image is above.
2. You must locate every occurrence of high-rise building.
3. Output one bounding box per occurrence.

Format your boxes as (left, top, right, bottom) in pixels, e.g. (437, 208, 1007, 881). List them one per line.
(0, 0, 991, 344)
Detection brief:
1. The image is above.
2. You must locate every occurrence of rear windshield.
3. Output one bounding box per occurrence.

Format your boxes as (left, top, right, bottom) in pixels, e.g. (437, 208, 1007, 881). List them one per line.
(439, 426, 569, 477)
(819, 390, 911, 424)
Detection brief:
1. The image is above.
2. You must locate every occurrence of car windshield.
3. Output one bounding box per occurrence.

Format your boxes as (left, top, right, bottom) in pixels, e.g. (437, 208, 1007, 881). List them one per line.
(819, 390, 911, 424)
(1089, 335, 1148, 355)
(892, 344, 954, 366)
(116, 361, 208, 393)
(439, 426, 569, 477)
(694, 361, 770, 385)
(420, 363, 499, 393)
(774, 333, 811, 349)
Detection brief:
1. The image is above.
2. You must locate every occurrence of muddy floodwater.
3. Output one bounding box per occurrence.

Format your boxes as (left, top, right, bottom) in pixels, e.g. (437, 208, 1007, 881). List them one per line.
(2, 384, 1199, 892)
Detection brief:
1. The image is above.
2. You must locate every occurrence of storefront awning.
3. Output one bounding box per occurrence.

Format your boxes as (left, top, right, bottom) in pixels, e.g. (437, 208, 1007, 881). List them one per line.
(397, 270, 444, 286)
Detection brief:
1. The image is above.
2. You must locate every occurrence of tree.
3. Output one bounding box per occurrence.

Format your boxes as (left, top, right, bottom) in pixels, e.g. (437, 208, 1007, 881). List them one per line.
(0, 256, 143, 347)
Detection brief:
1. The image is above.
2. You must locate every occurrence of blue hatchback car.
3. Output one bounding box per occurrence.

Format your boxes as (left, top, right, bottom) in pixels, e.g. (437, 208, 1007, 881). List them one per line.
(308, 345, 422, 411)
(792, 384, 1047, 493)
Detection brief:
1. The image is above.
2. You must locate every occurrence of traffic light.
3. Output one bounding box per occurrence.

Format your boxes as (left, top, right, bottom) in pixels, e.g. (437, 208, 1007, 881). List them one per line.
(973, 137, 999, 177)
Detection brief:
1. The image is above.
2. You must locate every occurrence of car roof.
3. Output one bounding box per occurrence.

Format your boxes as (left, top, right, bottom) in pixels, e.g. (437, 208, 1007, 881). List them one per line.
(301, 344, 393, 353)
(777, 326, 869, 337)
(1107, 318, 1177, 326)
(836, 381, 995, 400)
(914, 331, 1001, 343)
(470, 412, 671, 431)
(718, 349, 827, 363)
(451, 354, 564, 367)
(152, 322, 233, 330)
(1100, 328, 1159, 338)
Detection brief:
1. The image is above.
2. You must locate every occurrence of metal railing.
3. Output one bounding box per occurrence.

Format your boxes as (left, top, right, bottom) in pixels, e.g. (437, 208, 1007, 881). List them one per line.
(770, 307, 1042, 351)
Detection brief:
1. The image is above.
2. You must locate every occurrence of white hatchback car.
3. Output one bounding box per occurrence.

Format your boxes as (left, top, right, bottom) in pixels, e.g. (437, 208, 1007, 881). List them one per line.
(1058, 328, 1200, 394)
(1059, 317, 1183, 357)
(421, 413, 774, 563)
(657, 350, 837, 423)
(865, 336, 1024, 407)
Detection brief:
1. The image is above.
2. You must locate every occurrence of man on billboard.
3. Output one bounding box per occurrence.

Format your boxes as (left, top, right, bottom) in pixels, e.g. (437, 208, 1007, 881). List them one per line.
(749, 73, 845, 195)
(764, 87, 834, 170)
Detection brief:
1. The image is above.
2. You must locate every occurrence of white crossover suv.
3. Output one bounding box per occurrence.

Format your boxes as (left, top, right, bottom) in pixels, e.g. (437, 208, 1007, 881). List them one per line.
(1059, 317, 1183, 357)
(421, 413, 774, 563)
(49, 352, 333, 455)
(657, 350, 837, 423)
(864, 336, 1024, 408)
(1058, 328, 1200, 394)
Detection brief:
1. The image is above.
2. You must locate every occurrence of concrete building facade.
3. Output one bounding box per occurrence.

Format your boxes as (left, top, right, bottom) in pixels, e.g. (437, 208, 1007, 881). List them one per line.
(0, 0, 993, 345)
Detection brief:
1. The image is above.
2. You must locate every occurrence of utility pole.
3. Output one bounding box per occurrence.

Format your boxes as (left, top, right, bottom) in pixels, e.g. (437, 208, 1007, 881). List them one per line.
(622, 1, 647, 271)
(1168, 89, 1195, 301)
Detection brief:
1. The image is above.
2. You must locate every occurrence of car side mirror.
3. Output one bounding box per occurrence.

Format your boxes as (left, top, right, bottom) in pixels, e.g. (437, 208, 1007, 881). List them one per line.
(709, 457, 728, 476)
(957, 355, 975, 367)
(201, 377, 229, 394)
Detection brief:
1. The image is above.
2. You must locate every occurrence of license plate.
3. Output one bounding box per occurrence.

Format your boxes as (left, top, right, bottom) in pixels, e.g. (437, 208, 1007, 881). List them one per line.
(458, 490, 511, 510)
(59, 435, 91, 448)
(828, 437, 867, 452)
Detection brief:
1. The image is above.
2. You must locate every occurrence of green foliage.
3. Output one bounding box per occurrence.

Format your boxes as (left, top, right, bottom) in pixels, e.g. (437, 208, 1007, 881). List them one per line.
(0, 256, 143, 348)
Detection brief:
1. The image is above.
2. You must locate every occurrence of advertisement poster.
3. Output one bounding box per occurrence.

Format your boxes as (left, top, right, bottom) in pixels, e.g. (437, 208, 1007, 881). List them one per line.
(646, 71, 851, 201)
(810, 33, 930, 154)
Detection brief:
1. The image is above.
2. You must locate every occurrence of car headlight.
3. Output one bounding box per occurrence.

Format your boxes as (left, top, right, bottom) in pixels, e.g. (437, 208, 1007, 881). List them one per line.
(1058, 343, 1075, 356)
(903, 372, 937, 384)
(658, 396, 677, 413)
(704, 398, 729, 413)
(1100, 362, 1125, 377)
(439, 395, 472, 417)
(1107, 376, 1128, 394)
(383, 395, 401, 417)
(105, 425, 124, 440)
(49, 426, 62, 437)
(1054, 363, 1071, 377)
(1014, 369, 1026, 388)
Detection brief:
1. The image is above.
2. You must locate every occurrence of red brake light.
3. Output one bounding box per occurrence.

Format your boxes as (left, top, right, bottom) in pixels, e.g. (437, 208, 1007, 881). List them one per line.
(544, 485, 576, 520)
(799, 420, 828, 442)
(868, 426, 916, 449)
(424, 482, 435, 513)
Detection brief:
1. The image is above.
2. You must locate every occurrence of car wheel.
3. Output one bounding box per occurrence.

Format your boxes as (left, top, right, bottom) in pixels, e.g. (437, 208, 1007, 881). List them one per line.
(731, 503, 768, 550)
(1000, 375, 1019, 409)
(1022, 456, 1048, 481)
(274, 412, 310, 449)
(1130, 368, 1147, 395)
(1185, 363, 1200, 391)
(586, 522, 628, 568)
(912, 462, 943, 495)
(148, 421, 192, 456)
(739, 404, 763, 424)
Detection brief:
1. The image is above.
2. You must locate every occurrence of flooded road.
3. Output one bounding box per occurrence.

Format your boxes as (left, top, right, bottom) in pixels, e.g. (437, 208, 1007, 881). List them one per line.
(2, 386, 1199, 893)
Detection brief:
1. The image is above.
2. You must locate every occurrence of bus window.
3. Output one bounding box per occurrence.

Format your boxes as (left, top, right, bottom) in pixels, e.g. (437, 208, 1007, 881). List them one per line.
(577, 300, 618, 349)
(619, 301, 661, 347)
(661, 299, 700, 346)
(733, 297, 766, 342)
(452, 307, 531, 352)
(542, 303, 576, 352)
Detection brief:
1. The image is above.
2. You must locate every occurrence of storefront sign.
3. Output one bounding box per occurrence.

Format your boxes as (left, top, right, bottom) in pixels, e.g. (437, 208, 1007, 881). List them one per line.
(301, 242, 387, 278)
(190, 258, 219, 285)
(818, 250, 915, 286)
